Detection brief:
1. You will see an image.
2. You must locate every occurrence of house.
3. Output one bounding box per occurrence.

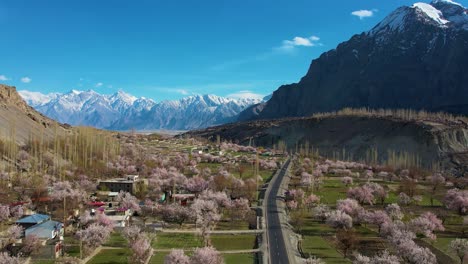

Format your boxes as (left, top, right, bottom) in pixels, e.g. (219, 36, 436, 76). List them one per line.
(98, 175, 143, 194)
(16, 214, 63, 240)
(14, 214, 64, 259)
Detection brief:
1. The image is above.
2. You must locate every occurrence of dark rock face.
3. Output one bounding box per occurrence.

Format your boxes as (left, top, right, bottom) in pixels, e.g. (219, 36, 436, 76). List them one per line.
(243, 1, 468, 121)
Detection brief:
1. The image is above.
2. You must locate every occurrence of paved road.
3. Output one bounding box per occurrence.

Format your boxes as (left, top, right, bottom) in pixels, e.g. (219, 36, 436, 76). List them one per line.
(265, 159, 291, 264)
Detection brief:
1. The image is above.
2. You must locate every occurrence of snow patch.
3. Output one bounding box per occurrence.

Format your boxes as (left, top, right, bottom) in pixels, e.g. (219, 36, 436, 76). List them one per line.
(413, 3, 450, 25)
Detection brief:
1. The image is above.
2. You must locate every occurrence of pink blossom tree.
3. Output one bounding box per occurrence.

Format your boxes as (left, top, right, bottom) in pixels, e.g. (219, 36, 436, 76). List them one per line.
(385, 203, 404, 221)
(365, 210, 391, 233)
(444, 188, 468, 215)
(116, 191, 141, 213)
(312, 204, 330, 222)
(0, 205, 10, 222)
(326, 210, 353, 230)
(185, 176, 209, 195)
(20, 235, 42, 256)
(164, 249, 190, 264)
(76, 223, 112, 255)
(347, 186, 374, 205)
(304, 194, 320, 210)
(409, 212, 444, 240)
(7, 225, 23, 244)
(336, 198, 365, 223)
(341, 177, 353, 187)
(449, 238, 468, 264)
(160, 204, 196, 227)
(0, 252, 21, 264)
(354, 250, 399, 264)
(129, 235, 152, 264)
(191, 199, 221, 245)
(398, 192, 412, 206)
(190, 247, 224, 264)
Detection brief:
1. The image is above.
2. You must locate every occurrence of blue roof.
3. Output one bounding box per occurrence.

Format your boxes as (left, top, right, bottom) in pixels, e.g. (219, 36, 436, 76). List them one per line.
(16, 214, 50, 224)
(25, 220, 62, 239)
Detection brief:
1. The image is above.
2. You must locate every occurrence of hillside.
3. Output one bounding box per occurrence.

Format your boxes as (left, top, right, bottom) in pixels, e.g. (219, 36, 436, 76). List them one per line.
(240, 0, 468, 121)
(0, 84, 69, 145)
(190, 109, 468, 175)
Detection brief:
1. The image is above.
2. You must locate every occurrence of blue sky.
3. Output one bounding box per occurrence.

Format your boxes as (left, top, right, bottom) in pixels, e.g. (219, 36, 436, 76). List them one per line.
(0, 0, 466, 101)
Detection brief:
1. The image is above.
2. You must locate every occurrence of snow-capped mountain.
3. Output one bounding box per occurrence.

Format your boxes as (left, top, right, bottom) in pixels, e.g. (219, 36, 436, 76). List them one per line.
(19, 90, 261, 130)
(241, 0, 468, 121)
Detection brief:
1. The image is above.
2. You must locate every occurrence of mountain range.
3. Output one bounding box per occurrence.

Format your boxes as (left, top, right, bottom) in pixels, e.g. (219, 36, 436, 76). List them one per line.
(239, 0, 468, 121)
(19, 90, 262, 130)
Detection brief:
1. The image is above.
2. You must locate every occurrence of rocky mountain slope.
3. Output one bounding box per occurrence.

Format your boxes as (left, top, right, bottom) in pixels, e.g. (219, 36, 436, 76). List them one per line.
(0, 85, 69, 145)
(21, 90, 261, 131)
(190, 110, 468, 174)
(240, 0, 468, 121)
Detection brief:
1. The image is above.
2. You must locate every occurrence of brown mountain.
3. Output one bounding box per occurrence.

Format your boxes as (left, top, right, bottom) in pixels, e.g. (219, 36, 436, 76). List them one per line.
(0, 84, 70, 145)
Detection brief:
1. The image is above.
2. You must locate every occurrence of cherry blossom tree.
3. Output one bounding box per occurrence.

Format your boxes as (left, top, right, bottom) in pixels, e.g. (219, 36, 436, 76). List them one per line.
(0, 252, 21, 264)
(191, 199, 221, 245)
(444, 188, 468, 215)
(312, 204, 330, 222)
(161, 204, 196, 227)
(228, 198, 250, 223)
(129, 235, 152, 264)
(185, 176, 209, 195)
(347, 186, 374, 205)
(365, 183, 387, 205)
(164, 249, 190, 264)
(449, 238, 468, 264)
(20, 235, 42, 256)
(305, 256, 325, 264)
(304, 194, 320, 210)
(116, 191, 141, 213)
(286, 200, 298, 211)
(0, 205, 10, 222)
(76, 223, 112, 255)
(341, 177, 353, 187)
(326, 210, 353, 230)
(409, 212, 444, 240)
(385, 204, 404, 221)
(354, 250, 399, 264)
(365, 210, 391, 233)
(7, 225, 23, 244)
(190, 247, 224, 264)
(337, 199, 363, 220)
(123, 225, 142, 243)
(398, 192, 412, 206)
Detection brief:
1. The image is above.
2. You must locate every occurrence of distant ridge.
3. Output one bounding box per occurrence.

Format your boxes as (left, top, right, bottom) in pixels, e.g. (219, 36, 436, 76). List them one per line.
(20, 90, 262, 131)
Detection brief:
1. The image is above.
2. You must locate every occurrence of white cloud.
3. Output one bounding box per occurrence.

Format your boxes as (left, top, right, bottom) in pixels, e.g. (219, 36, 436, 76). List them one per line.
(0, 75, 9, 81)
(95, 82, 103, 87)
(21, 77, 31, 83)
(176, 89, 189, 95)
(278, 35, 321, 51)
(351, 10, 374, 19)
(227, 90, 264, 100)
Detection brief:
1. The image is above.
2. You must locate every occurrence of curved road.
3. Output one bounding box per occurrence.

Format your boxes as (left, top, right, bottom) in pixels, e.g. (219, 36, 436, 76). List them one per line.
(265, 158, 291, 264)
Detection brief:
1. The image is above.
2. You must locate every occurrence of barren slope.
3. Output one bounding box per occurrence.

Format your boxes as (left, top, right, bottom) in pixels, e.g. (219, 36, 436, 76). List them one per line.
(189, 114, 468, 174)
(0, 84, 70, 145)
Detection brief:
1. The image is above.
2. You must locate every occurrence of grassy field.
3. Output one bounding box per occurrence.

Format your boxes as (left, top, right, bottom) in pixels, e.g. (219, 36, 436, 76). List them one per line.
(87, 249, 130, 264)
(103, 232, 127, 247)
(210, 234, 258, 251)
(153, 233, 203, 249)
(149, 252, 256, 264)
(288, 159, 465, 263)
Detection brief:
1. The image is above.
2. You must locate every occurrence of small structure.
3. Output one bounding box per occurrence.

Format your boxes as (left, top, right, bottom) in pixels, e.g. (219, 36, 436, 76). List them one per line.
(16, 214, 63, 240)
(98, 175, 142, 194)
(15, 214, 64, 259)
